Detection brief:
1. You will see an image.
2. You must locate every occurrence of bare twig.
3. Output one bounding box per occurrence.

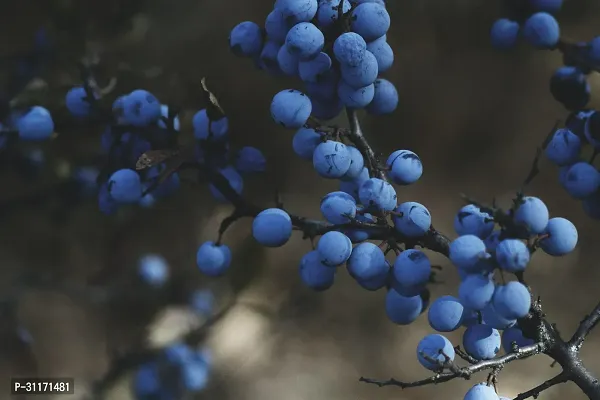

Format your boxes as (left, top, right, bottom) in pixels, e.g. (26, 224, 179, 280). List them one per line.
(513, 372, 570, 400)
(569, 301, 600, 351)
(359, 343, 545, 389)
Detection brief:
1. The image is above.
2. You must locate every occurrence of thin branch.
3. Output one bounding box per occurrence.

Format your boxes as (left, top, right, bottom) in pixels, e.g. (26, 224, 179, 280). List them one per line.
(91, 297, 237, 398)
(569, 301, 600, 351)
(346, 108, 385, 180)
(359, 343, 545, 389)
(513, 372, 570, 400)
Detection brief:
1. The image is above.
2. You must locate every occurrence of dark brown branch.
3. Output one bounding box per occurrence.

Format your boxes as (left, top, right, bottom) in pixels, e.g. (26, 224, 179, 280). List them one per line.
(195, 110, 451, 256)
(91, 297, 238, 398)
(513, 372, 569, 400)
(569, 301, 600, 351)
(359, 343, 545, 389)
(345, 108, 386, 181)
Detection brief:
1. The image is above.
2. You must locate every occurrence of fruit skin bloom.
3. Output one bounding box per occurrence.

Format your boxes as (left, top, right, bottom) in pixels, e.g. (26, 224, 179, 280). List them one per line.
(108, 169, 142, 203)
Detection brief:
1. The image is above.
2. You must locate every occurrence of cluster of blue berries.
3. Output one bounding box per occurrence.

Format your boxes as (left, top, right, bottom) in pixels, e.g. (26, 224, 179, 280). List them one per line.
(491, 0, 600, 111)
(229, 0, 398, 117)
(64, 83, 265, 214)
(5, 1, 600, 398)
(134, 342, 212, 399)
(136, 253, 217, 398)
(418, 192, 577, 399)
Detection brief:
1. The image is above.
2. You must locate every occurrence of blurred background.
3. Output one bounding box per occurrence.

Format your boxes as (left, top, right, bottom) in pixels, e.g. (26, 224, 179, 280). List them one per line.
(0, 0, 599, 399)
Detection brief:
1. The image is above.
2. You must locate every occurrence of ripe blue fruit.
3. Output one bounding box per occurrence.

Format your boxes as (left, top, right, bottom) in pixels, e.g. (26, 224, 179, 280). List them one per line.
(459, 274, 495, 311)
(495, 239, 530, 272)
(108, 169, 142, 203)
(229, 21, 264, 57)
(344, 212, 375, 243)
(385, 288, 423, 325)
(192, 109, 229, 140)
(502, 326, 534, 353)
(122, 89, 161, 127)
(463, 324, 501, 360)
(545, 128, 581, 166)
(277, 46, 300, 75)
(416, 334, 455, 371)
(563, 162, 600, 199)
(209, 166, 243, 202)
(190, 289, 215, 315)
(393, 201, 431, 237)
(540, 217, 578, 256)
(133, 363, 160, 397)
(181, 360, 209, 391)
(252, 208, 293, 247)
(490, 19, 520, 50)
(346, 242, 387, 281)
(366, 78, 398, 114)
(299, 52, 332, 82)
(464, 383, 500, 400)
(317, 231, 353, 266)
(356, 260, 390, 290)
(428, 295, 465, 332)
(366, 35, 394, 73)
(275, 0, 319, 25)
(341, 146, 365, 180)
(316, 0, 351, 28)
(285, 22, 324, 60)
(481, 303, 516, 330)
(449, 235, 489, 273)
(453, 204, 494, 239)
(313, 140, 352, 178)
(260, 40, 284, 74)
(65, 86, 93, 117)
(265, 10, 290, 43)
(235, 146, 266, 174)
(196, 241, 232, 276)
(514, 196, 549, 234)
(305, 70, 339, 99)
(320, 191, 357, 224)
(484, 230, 502, 252)
(333, 32, 367, 67)
(337, 81, 375, 109)
(138, 254, 169, 286)
(299, 250, 336, 290)
(271, 89, 312, 128)
(292, 127, 322, 159)
(350, 2, 390, 41)
(358, 178, 397, 211)
(393, 249, 431, 289)
(522, 12, 560, 49)
(98, 183, 118, 215)
(340, 50, 379, 88)
(492, 282, 531, 320)
(387, 149, 423, 186)
(584, 112, 600, 148)
(17, 106, 54, 140)
(588, 36, 600, 64)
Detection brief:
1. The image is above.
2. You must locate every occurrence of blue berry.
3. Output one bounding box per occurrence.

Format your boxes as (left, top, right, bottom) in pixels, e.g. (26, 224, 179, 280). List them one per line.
(252, 208, 293, 247)
(271, 89, 312, 128)
(196, 241, 232, 276)
(108, 169, 142, 203)
(229, 21, 264, 57)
